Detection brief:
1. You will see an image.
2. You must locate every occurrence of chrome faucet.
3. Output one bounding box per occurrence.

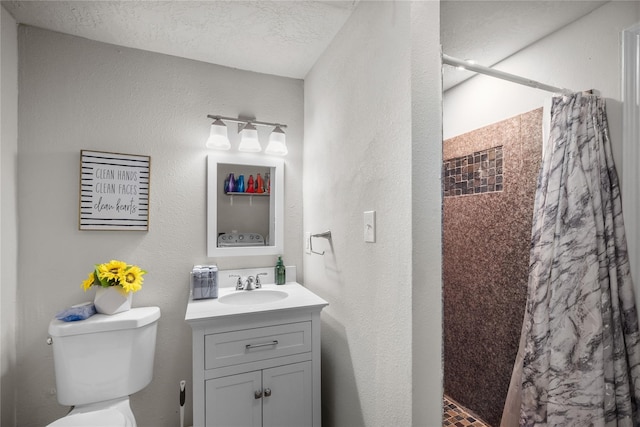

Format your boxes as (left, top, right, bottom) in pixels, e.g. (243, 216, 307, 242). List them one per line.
(243, 276, 257, 291)
(229, 274, 264, 291)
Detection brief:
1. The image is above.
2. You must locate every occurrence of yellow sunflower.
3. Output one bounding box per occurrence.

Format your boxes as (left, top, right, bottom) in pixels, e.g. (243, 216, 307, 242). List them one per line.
(81, 272, 96, 291)
(97, 260, 127, 284)
(120, 265, 146, 293)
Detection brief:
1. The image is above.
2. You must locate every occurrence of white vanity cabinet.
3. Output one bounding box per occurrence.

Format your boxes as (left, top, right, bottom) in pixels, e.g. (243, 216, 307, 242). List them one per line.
(186, 282, 327, 427)
(206, 360, 312, 427)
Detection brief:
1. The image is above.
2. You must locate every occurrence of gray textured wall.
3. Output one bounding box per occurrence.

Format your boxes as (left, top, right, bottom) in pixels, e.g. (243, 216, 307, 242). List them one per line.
(16, 25, 303, 427)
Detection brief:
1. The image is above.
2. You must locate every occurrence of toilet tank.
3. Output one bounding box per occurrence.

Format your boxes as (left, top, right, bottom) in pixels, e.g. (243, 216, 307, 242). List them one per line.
(48, 306, 161, 406)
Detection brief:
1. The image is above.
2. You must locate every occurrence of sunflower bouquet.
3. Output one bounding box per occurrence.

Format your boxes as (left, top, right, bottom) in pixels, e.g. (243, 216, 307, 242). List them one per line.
(81, 260, 146, 294)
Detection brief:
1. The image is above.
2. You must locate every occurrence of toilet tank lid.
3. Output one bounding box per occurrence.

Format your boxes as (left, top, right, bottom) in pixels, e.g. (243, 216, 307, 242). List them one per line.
(48, 306, 160, 337)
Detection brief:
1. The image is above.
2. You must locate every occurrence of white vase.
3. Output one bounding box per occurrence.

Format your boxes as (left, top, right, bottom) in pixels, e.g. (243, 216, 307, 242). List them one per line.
(94, 286, 132, 315)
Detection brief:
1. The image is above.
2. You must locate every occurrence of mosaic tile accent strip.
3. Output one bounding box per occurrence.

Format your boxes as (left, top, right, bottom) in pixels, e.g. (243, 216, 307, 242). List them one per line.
(443, 146, 503, 197)
(443, 396, 491, 427)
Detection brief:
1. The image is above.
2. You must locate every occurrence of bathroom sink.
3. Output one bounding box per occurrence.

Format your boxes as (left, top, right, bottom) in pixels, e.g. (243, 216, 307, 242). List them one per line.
(218, 289, 288, 306)
(186, 282, 328, 321)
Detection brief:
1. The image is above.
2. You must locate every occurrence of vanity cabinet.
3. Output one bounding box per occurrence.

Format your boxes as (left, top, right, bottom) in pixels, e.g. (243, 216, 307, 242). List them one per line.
(186, 282, 327, 427)
(206, 361, 312, 427)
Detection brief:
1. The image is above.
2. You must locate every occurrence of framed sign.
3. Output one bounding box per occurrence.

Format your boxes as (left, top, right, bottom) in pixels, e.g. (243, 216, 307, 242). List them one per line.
(79, 150, 150, 231)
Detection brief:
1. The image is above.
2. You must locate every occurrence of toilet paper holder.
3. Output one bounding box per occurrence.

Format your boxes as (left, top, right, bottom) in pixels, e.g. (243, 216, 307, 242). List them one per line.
(310, 231, 332, 255)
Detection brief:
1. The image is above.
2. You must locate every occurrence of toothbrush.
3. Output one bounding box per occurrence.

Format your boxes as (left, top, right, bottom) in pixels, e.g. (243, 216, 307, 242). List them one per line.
(180, 380, 186, 427)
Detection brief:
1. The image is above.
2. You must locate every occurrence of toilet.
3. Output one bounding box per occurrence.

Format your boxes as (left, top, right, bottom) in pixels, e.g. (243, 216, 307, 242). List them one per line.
(47, 306, 161, 427)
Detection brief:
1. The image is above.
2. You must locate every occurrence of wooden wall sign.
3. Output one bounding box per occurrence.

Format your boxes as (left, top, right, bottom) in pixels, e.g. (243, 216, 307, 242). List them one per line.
(79, 150, 150, 231)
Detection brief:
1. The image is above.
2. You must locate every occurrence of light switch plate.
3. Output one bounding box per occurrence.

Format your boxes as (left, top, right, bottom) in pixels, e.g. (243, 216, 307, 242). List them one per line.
(364, 211, 376, 243)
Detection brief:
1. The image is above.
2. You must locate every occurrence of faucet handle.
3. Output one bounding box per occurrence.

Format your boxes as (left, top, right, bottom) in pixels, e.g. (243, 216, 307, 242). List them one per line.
(229, 274, 242, 290)
(256, 273, 267, 288)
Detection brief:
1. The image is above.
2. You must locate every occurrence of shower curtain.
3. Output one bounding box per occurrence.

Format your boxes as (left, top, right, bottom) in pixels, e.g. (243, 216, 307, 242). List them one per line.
(501, 92, 640, 427)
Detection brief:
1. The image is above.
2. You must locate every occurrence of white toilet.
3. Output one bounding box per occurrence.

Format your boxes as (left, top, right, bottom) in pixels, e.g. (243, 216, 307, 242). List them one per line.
(47, 306, 161, 427)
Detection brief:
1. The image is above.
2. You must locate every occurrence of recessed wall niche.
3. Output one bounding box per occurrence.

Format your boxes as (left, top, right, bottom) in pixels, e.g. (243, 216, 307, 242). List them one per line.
(216, 163, 271, 239)
(207, 154, 284, 257)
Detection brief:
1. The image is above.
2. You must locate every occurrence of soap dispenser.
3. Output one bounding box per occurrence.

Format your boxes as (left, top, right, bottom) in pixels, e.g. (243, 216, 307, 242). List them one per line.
(275, 256, 286, 285)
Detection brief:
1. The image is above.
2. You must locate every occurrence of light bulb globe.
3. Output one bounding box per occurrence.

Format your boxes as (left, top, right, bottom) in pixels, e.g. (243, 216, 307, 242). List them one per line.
(265, 126, 288, 156)
(206, 119, 230, 150)
(238, 124, 262, 153)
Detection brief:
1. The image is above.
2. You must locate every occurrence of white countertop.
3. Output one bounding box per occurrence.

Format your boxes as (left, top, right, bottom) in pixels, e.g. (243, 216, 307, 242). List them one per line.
(185, 282, 328, 323)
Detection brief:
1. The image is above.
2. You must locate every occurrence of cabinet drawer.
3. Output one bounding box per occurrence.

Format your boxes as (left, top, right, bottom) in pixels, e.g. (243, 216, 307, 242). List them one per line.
(205, 322, 311, 369)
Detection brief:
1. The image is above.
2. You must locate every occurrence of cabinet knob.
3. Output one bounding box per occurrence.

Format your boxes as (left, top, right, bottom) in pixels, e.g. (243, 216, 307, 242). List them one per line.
(264, 388, 272, 397)
(254, 390, 263, 399)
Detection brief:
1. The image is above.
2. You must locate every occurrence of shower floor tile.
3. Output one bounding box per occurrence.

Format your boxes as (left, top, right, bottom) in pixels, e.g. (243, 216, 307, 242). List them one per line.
(443, 396, 490, 427)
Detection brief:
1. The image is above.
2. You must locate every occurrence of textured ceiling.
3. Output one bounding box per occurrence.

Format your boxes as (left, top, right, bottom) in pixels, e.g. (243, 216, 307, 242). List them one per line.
(2, 0, 358, 79)
(441, 0, 609, 90)
(3, 0, 609, 85)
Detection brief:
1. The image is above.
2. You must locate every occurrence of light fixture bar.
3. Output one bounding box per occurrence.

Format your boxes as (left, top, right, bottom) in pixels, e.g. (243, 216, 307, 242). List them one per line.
(207, 115, 287, 129)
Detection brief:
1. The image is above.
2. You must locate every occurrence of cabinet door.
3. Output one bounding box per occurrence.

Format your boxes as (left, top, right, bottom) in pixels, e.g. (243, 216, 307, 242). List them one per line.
(205, 371, 262, 427)
(262, 361, 313, 427)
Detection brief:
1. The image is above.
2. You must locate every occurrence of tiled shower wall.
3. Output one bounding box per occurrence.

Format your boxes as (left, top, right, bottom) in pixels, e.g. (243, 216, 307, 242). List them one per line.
(443, 108, 543, 427)
(443, 146, 504, 196)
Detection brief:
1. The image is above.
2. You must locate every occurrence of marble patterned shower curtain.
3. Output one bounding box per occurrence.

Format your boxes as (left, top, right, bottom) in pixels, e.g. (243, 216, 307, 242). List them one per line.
(501, 92, 640, 427)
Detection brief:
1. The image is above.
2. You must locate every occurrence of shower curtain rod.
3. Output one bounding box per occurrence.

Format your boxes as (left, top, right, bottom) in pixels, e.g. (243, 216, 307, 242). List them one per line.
(442, 54, 572, 94)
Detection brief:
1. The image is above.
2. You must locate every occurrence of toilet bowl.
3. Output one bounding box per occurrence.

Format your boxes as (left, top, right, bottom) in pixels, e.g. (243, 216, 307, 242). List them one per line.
(47, 397, 135, 427)
(47, 306, 160, 427)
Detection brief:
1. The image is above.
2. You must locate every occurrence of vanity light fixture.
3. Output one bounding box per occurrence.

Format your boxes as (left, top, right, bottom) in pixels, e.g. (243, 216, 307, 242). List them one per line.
(265, 125, 288, 156)
(205, 115, 288, 156)
(206, 118, 231, 150)
(238, 123, 261, 153)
